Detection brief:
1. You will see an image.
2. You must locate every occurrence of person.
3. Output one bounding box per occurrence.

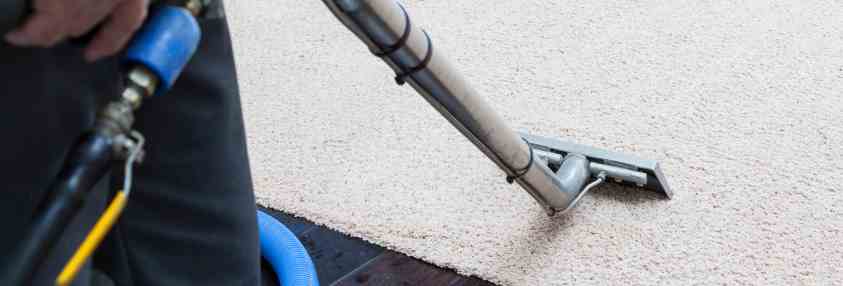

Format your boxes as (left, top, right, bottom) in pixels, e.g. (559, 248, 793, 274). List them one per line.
(0, 0, 261, 285)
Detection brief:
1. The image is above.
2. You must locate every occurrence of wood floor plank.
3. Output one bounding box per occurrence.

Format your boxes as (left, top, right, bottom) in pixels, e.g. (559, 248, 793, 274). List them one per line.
(258, 207, 493, 286)
(332, 251, 496, 286)
(298, 226, 385, 283)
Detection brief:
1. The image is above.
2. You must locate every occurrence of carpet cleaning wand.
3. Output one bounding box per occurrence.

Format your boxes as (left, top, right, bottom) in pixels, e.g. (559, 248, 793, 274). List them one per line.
(321, 0, 673, 216)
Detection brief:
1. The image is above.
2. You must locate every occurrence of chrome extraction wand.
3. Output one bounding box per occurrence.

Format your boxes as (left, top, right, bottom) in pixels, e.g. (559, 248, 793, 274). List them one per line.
(322, 0, 673, 216)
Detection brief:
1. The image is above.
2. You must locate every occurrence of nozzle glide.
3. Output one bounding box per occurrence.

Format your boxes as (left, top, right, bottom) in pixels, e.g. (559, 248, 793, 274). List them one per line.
(521, 132, 673, 200)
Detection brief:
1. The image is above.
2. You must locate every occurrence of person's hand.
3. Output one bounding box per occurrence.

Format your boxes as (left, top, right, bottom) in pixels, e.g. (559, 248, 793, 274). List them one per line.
(4, 0, 149, 62)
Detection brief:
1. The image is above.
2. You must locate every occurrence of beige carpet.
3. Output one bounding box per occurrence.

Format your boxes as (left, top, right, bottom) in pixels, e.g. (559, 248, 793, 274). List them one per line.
(225, 0, 843, 284)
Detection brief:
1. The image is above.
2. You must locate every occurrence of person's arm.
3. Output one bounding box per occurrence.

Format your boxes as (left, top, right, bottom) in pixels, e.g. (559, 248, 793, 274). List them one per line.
(4, 0, 149, 62)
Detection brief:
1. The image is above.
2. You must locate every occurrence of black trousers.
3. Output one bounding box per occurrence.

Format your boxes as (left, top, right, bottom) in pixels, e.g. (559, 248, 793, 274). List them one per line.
(0, 5, 260, 286)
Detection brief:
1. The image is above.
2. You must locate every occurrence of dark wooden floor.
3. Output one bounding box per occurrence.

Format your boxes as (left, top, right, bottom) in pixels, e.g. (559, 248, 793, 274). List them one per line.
(258, 206, 495, 286)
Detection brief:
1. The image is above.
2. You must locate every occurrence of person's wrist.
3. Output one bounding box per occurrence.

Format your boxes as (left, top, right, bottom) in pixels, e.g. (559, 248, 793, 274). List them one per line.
(3, 0, 149, 62)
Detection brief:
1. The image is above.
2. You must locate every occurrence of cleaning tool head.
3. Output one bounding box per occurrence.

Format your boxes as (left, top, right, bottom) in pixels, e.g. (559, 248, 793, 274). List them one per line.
(521, 132, 673, 199)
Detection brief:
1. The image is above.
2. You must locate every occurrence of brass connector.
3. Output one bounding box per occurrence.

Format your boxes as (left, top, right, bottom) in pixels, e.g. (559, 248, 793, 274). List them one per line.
(127, 66, 158, 97)
(121, 66, 159, 110)
(121, 87, 144, 110)
(184, 0, 205, 17)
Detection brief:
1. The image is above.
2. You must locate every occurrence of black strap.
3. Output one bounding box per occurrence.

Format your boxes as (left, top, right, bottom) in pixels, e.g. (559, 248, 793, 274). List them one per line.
(372, 4, 411, 57)
(394, 30, 432, 85)
(368, 3, 434, 86)
(506, 139, 534, 184)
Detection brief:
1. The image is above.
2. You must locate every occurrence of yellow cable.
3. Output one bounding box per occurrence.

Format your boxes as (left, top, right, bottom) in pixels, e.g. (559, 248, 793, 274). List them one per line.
(56, 191, 128, 286)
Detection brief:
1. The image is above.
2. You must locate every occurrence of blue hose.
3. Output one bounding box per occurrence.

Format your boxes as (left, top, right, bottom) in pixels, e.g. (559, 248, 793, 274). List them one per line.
(257, 210, 320, 286)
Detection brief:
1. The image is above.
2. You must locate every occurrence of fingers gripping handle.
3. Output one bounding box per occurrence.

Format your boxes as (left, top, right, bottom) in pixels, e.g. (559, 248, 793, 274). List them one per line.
(124, 6, 201, 96)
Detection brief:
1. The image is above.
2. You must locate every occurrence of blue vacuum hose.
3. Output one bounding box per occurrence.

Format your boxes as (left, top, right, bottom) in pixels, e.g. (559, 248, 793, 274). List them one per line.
(257, 210, 320, 286)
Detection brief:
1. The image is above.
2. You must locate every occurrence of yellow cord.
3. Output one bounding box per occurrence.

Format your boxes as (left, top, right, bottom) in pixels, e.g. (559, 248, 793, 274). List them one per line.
(56, 191, 128, 286)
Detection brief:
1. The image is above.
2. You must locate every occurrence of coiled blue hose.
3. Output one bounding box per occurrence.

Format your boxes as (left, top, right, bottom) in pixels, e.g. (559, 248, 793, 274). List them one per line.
(257, 210, 320, 286)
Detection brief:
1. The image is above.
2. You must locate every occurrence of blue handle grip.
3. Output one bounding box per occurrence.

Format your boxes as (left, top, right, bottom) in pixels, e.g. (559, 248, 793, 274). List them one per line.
(124, 6, 201, 96)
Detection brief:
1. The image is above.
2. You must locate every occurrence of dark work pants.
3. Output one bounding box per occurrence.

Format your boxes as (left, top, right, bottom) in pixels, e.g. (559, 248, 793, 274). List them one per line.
(0, 5, 260, 285)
